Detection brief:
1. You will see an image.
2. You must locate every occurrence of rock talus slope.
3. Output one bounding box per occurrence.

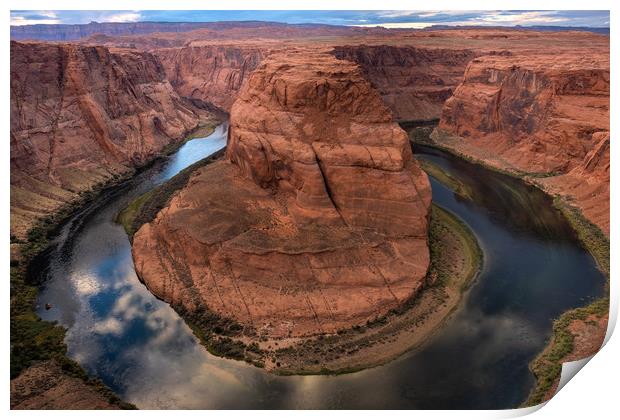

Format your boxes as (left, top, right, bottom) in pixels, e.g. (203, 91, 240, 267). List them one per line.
(10, 41, 212, 238)
(132, 50, 432, 339)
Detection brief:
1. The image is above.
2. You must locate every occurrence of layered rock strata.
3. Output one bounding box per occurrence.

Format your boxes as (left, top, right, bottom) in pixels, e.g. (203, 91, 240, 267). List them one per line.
(436, 53, 609, 234)
(153, 44, 265, 111)
(153, 43, 477, 121)
(10, 41, 213, 238)
(332, 45, 477, 122)
(132, 50, 432, 339)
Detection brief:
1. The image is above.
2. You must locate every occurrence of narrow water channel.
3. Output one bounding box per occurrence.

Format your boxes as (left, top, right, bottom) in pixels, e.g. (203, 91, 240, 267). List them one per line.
(35, 126, 606, 409)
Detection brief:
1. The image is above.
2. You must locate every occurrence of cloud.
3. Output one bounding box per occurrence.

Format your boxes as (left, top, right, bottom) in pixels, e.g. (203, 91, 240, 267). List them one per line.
(10, 16, 61, 25)
(417, 12, 441, 18)
(10, 11, 60, 26)
(354, 22, 436, 29)
(473, 11, 569, 26)
(10, 10, 143, 25)
(377, 11, 417, 19)
(106, 12, 142, 23)
(93, 317, 124, 336)
(37, 11, 58, 18)
(352, 10, 607, 29)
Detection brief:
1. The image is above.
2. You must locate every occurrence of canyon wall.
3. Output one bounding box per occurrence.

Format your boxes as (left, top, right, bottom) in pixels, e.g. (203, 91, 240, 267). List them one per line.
(436, 53, 609, 233)
(538, 131, 610, 235)
(332, 45, 477, 122)
(153, 44, 265, 111)
(10, 41, 213, 238)
(132, 50, 432, 339)
(153, 43, 477, 121)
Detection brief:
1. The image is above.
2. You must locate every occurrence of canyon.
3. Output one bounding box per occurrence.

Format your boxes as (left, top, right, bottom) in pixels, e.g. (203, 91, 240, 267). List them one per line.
(92, 30, 611, 234)
(435, 52, 610, 234)
(332, 45, 477, 121)
(11, 28, 609, 237)
(10, 41, 219, 239)
(153, 44, 265, 111)
(131, 49, 433, 341)
(14, 25, 611, 242)
(10, 21, 609, 408)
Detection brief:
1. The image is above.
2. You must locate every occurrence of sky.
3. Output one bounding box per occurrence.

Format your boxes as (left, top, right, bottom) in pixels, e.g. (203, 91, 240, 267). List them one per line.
(10, 10, 610, 28)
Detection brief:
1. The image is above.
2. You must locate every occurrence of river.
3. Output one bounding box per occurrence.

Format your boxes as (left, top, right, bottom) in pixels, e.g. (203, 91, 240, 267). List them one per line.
(35, 125, 606, 409)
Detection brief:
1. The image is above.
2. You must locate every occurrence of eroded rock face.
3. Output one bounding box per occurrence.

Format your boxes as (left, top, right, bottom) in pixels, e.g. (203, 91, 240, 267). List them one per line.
(437, 53, 609, 233)
(10, 41, 211, 238)
(538, 131, 610, 234)
(332, 45, 477, 122)
(133, 50, 432, 339)
(227, 50, 432, 236)
(439, 54, 609, 174)
(155, 43, 477, 121)
(154, 44, 265, 111)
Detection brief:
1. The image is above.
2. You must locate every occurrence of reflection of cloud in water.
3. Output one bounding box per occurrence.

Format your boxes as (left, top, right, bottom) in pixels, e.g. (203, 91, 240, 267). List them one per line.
(441, 309, 544, 369)
(279, 375, 339, 409)
(119, 307, 253, 409)
(72, 271, 103, 296)
(142, 304, 188, 347)
(63, 224, 549, 409)
(93, 317, 124, 336)
(64, 252, 143, 367)
(66, 309, 103, 366)
(112, 290, 149, 322)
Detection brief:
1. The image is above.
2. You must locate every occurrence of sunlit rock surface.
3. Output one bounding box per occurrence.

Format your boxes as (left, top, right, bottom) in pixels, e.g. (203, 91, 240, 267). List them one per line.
(133, 50, 432, 339)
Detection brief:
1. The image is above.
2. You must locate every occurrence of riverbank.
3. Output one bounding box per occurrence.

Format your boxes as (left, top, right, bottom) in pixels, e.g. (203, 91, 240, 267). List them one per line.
(122, 149, 482, 375)
(410, 125, 609, 275)
(117, 146, 227, 238)
(267, 204, 482, 375)
(406, 123, 610, 407)
(428, 129, 610, 237)
(10, 121, 219, 409)
(525, 298, 609, 406)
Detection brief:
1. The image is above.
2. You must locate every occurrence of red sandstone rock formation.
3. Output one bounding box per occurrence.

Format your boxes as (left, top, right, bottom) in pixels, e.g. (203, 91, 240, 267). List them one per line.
(538, 131, 610, 234)
(10, 41, 214, 238)
(153, 43, 476, 121)
(132, 50, 432, 339)
(153, 44, 265, 111)
(332, 45, 477, 122)
(437, 53, 609, 234)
